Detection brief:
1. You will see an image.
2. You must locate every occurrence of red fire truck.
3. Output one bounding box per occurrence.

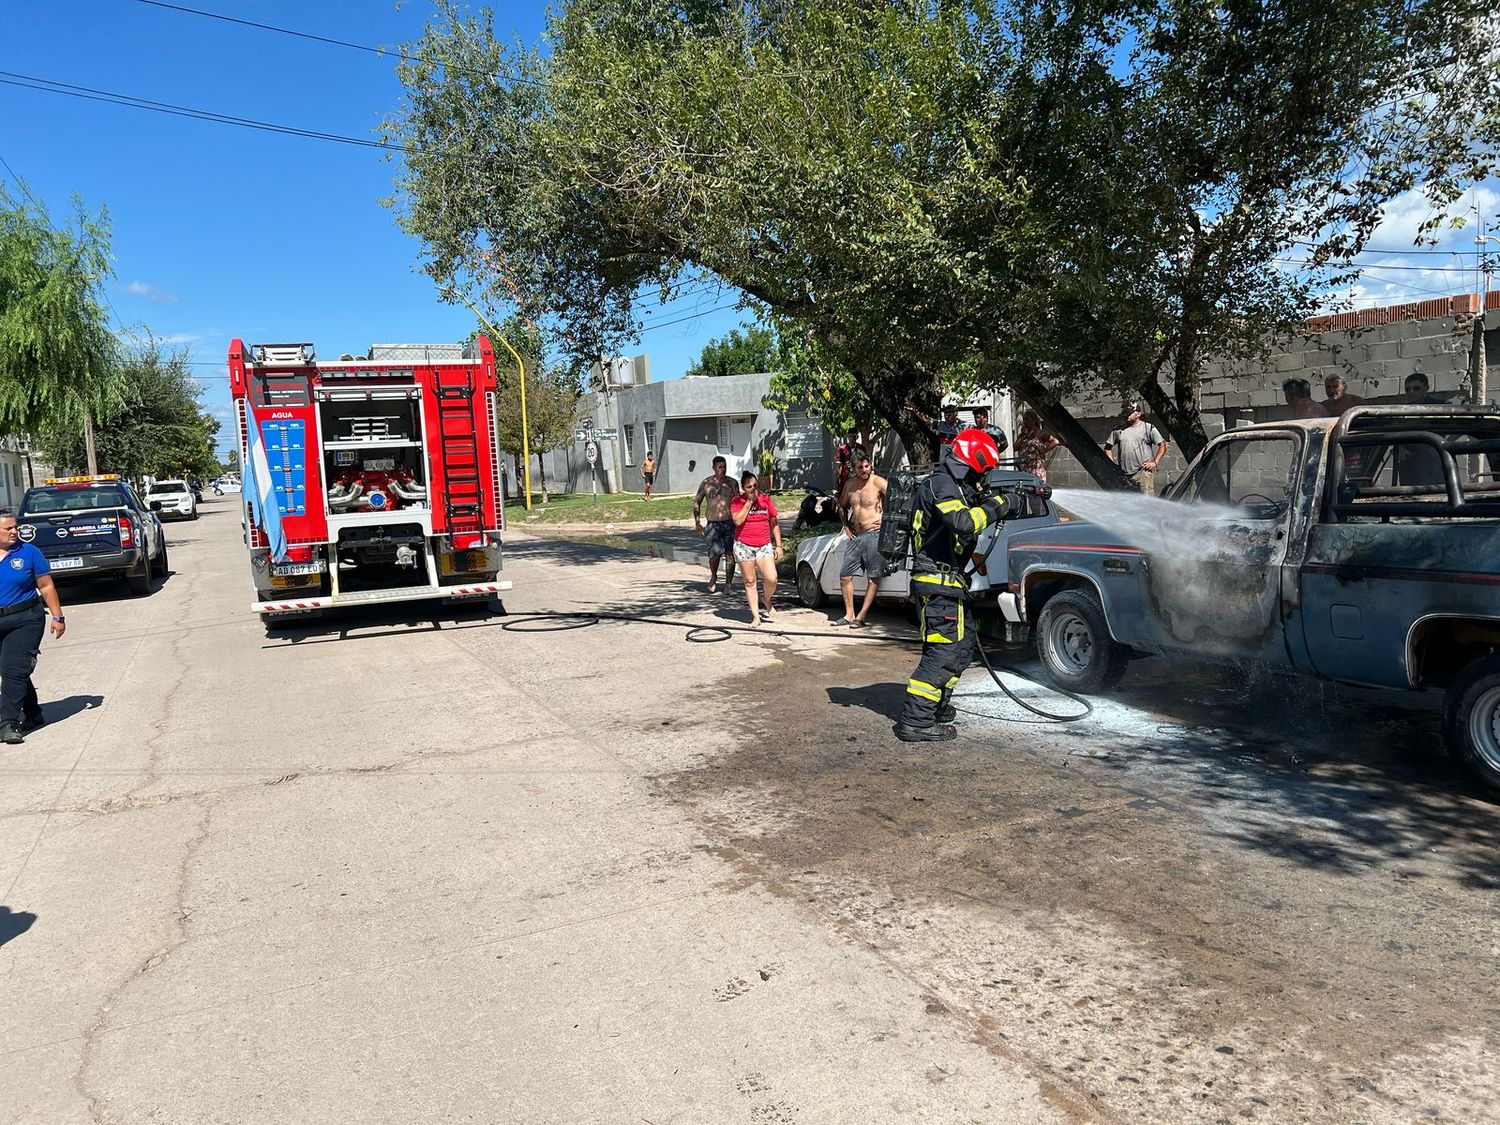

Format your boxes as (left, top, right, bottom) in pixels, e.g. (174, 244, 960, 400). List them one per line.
(229, 339, 510, 626)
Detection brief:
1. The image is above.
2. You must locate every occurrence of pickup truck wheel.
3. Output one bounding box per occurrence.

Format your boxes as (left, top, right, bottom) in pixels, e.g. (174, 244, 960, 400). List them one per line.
(1035, 588, 1128, 693)
(124, 559, 152, 595)
(1442, 655, 1500, 798)
(154, 543, 170, 579)
(796, 563, 826, 609)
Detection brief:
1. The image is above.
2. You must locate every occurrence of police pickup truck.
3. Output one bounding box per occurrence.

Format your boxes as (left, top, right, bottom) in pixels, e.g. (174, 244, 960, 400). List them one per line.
(1001, 406, 1500, 794)
(17, 475, 169, 595)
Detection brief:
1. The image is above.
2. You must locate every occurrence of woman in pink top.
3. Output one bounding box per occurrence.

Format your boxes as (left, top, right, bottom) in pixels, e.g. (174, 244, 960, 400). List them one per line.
(730, 471, 784, 626)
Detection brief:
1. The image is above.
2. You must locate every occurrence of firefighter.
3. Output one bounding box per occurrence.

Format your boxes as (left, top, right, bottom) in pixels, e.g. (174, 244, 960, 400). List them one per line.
(896, 428, 1020, 742)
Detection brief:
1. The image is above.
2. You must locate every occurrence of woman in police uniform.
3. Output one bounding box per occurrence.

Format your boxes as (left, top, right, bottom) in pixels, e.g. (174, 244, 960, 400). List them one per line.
(0, 509, 66, 745)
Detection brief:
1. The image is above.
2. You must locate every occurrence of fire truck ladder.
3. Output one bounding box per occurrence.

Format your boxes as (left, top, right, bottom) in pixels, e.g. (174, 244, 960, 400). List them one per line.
(434, 371, 484, 537)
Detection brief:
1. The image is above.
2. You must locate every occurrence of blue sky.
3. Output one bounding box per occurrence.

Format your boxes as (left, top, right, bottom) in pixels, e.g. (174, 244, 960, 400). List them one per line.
(1, 1, 754, 455)
(3, 3, 1495, 457)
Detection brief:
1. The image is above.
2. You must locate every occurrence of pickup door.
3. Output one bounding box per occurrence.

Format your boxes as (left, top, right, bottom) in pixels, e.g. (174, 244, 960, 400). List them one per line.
(1157, 428, 1307, 665)
(1299, 424, 1500, 690)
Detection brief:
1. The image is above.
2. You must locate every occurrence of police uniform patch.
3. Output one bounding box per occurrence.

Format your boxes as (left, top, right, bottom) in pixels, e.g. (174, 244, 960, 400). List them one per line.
(9, 557, 23, 570)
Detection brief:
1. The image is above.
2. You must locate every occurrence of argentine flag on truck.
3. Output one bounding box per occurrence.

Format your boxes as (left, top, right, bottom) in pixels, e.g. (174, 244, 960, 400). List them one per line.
(243, 401, 289, 562)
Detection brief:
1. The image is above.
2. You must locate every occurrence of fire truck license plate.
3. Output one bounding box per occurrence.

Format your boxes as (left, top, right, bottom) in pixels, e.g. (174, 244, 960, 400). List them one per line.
(271, 561, 325, 577)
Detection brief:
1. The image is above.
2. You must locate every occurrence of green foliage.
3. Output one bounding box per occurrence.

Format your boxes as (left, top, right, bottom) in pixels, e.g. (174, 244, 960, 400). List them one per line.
(387, 0, 1500, 480)
(685, 325, 777, 378)
(37, 339, 219, 479)
(0, 184, 121, 437)
(761, 317, 878, 440)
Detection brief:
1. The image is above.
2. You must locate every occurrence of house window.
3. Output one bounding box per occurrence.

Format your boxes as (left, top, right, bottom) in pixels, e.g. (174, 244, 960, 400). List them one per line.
(644, 421, 657, 459)
(623, 424, 635, 465)
(717, 418, 729, 451)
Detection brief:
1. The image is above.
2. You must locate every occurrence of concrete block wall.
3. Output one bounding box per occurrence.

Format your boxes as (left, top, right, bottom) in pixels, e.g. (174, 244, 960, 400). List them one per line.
(1047, 294, 1484, 491)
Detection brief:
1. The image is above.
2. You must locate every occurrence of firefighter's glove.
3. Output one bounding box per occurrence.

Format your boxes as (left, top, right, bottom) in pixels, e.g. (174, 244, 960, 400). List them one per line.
(979, 496, 1009, 526)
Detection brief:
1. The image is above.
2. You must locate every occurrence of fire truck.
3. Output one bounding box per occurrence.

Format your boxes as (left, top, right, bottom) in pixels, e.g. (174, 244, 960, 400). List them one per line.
(229, 339, 510, 626)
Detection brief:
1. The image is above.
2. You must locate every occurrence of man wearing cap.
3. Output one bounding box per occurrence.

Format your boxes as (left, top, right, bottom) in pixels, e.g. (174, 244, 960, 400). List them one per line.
(1105, 403, 1169, 495)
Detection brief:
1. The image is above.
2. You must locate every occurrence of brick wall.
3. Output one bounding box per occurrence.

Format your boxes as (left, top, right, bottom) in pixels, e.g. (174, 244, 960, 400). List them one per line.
(1043, 293, 1488, 490)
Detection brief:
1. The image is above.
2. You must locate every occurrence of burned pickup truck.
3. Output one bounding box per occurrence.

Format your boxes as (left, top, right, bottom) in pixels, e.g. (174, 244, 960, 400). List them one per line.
(998, 406, 1500, 794)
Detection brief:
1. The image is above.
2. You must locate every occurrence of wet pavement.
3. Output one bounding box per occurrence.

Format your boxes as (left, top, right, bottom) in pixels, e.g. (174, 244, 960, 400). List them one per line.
(658, 624, 1500, 1123)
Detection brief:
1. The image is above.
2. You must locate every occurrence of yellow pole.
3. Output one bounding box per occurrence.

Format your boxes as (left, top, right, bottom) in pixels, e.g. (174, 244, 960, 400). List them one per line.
(445, 288, 533, 511)
(493, 333, 534, 511)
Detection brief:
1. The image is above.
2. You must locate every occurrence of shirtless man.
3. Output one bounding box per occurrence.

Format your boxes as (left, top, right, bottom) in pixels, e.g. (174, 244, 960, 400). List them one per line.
(640, 450, 657, 501)
(834, 450, 887, 627)
(693, 455, 740, 593)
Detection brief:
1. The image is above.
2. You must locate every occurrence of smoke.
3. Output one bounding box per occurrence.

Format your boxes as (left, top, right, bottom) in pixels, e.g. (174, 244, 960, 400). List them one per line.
(1046, 489, 1280, 649)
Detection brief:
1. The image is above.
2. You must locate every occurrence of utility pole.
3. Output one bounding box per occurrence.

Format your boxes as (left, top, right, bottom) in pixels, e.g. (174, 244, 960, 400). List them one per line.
(601, 354, 624, 495)
(83, 414, 98, 475)
(1476, 229, 1498, 408)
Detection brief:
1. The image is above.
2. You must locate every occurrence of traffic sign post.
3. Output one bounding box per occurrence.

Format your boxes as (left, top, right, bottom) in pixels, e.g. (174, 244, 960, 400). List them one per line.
(585, 440, 600, 505)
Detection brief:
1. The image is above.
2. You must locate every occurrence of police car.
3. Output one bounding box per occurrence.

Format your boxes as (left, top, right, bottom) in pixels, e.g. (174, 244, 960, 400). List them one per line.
(17, 475, 169, 595)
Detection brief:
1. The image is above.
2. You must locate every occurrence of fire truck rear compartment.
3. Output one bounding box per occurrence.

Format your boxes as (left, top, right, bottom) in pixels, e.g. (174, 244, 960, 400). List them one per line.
(336, 523, 430, 591)
(318, 395, 430, 514)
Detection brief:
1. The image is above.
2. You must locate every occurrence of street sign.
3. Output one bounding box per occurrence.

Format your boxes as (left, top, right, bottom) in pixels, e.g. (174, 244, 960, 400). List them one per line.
(584, 440, 599, 465)
(575, 427, 619, 442)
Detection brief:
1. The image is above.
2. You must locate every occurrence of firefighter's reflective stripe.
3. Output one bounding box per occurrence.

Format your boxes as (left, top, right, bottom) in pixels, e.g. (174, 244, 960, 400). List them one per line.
(923, 601, 965, 645)
(913, 572, 965, 589)
(936, 495, 988, 534)
(906, 677, 943, 702)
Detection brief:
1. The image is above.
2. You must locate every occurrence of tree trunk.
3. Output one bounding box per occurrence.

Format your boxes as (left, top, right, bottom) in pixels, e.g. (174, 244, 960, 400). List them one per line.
(1138, 372, 1210, 464)
(859, 358, 941, 467)
(535, 452, 549, 503)
(1005, 369, 1134, 490)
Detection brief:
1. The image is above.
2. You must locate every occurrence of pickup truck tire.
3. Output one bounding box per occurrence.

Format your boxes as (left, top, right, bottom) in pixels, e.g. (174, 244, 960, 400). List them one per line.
(124, 558, 152, 595)
(153, 543, 170, 580)
(796, 563, 826, 609)
(1442, 655, 1500, 797)
(1035, 588, 1129, 693)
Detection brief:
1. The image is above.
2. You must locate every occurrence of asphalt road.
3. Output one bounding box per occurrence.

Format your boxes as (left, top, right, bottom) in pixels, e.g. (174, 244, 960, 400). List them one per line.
(2, 499, 1496, 1123)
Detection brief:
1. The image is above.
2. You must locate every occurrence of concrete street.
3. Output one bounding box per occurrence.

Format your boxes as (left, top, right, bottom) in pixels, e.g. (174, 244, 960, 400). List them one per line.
(2, 497, 1496, 1123)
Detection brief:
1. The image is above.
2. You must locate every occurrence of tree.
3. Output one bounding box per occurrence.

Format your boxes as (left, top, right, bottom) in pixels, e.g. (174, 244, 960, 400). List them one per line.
(484, 317, 581, 502)
(685, 325, 777, 378)
(0, 183, 121, 437)
(761, 317, 883, 450)
(37, 339, 219, 479)
(387, 0, 1499, 485)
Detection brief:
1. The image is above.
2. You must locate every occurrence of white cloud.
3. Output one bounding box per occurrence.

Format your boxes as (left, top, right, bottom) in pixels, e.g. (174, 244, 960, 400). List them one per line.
(123, 280, 180, 304)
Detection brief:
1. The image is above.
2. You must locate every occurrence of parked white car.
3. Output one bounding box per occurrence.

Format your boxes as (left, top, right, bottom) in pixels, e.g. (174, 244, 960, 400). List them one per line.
(147, 478, 198, 520)
(212, 477, 242, 494)
(793, 470, 1061, 610)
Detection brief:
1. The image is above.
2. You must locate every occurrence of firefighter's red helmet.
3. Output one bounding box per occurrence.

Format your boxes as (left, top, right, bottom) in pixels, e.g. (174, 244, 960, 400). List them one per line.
(948, 428, 1002, 475)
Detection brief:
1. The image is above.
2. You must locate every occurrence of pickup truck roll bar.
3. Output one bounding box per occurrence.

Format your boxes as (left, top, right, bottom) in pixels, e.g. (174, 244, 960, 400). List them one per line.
(1327, 404, 1500, 522)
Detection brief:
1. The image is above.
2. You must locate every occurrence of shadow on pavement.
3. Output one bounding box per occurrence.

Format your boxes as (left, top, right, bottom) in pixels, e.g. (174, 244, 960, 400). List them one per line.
(38, 694, 105, 725)
(0, 906, 37, 949)
(828, 681, 906, 723)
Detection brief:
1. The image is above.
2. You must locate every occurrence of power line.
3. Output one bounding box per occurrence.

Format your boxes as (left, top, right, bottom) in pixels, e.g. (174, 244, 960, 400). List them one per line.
(130, 0, 832, 86)
(0, 70, 411, 155)
(1274, 256, 1476, 273)
(1291, 238, 1481, 257)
